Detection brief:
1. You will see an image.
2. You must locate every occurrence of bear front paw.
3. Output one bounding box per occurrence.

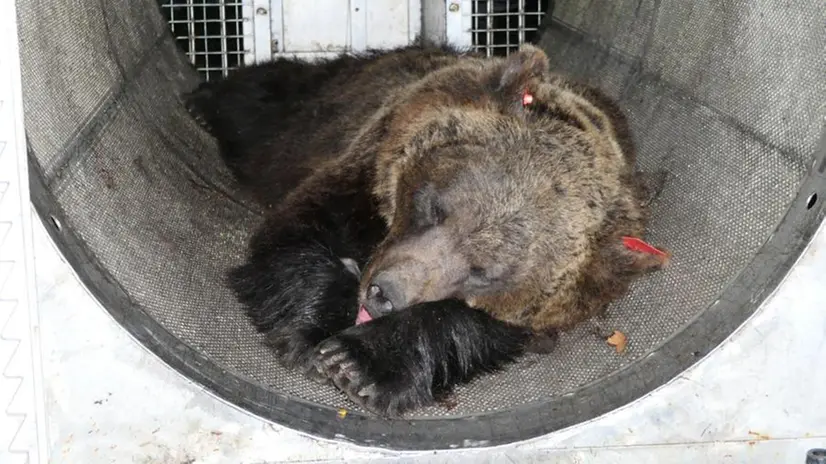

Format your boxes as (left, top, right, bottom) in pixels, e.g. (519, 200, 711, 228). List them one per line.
(311, 337, 433, 417)
(266, 326, 331, 384)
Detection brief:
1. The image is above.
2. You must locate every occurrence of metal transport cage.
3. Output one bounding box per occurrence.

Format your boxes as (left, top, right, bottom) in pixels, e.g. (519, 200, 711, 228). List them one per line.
(14, 0, 826, 450)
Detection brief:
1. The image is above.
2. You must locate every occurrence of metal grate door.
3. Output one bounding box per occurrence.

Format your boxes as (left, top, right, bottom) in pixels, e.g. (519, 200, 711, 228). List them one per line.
(469, 0, 549, 56)
(159, 0, 253, 81)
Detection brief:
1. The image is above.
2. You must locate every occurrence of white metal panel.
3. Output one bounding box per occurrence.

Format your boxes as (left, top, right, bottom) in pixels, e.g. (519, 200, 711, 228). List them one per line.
(448, 1, 473, 47)
(283, 0, 350, 53)
(422, 0, 447, 44)
(241, 1, 260, 67)
(280, 0, 416, 57)
(366, 0, 414, 49)
(250, 0, 274, 61)
(269, 0, 285, 54)
(408, 0, 423, 43)
(351, 0, 368, 52)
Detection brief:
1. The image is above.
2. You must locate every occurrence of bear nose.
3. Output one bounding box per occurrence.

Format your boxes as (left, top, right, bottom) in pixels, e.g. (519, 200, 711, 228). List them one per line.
(363, 276, 404, 317)
(367, 284, 382, 299)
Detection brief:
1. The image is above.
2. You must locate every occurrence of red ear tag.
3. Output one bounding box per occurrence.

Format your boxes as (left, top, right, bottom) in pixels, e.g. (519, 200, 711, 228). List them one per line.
(622, 236, 667, 257)
(521, 90, 534, 107)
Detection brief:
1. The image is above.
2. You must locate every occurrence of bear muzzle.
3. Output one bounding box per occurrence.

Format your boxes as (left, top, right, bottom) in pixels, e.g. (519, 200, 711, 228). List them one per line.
(360, 271, 410, 319)
(358, 227, 470, 321)
(359, 259, 468, 321)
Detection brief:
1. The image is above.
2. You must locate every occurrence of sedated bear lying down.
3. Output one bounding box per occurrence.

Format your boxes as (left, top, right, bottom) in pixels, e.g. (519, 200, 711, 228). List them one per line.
(185, 42, 669, 417)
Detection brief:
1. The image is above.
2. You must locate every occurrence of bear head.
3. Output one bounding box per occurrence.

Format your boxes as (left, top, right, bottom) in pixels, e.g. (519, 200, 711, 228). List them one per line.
(356, 44, 632, 325)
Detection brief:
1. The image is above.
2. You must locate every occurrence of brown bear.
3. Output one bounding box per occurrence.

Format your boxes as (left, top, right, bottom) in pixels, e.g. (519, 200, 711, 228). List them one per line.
(185, 42, 668, 417)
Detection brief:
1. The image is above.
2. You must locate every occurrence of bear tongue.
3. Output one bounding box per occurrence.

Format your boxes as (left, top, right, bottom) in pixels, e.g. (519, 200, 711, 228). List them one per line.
(355, 305, 373, 325)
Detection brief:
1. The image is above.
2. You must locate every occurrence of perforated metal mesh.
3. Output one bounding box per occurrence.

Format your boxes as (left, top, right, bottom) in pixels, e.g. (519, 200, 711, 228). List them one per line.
(14, 0, 826, 421)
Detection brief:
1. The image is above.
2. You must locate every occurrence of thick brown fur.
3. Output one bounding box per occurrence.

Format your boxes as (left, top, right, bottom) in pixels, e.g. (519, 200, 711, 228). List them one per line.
(186, 41, 668, 417)
(347, 44, 669, 332)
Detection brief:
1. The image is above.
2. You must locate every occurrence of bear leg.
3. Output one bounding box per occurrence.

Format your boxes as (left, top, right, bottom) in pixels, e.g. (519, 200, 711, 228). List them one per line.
(229, 170, 386, 379)
(311, 300, 531, 417)
(228, 237, 361, 380)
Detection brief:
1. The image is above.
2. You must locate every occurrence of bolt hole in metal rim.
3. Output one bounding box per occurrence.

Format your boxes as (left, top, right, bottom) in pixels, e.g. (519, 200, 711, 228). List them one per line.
(808, 448, 826, 464)
(807, 193, 818, 210)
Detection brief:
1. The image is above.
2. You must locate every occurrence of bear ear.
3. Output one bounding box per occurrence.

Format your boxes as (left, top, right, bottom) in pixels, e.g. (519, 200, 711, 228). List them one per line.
(498, 44, 551, 92)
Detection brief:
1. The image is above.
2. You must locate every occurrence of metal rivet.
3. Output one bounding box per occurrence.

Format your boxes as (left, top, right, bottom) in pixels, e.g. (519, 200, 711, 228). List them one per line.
(449, 3, 460, 12)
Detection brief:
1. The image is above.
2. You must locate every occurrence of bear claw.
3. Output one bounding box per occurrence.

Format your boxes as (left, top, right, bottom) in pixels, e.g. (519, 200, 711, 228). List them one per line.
(311, 337, 412, 417)
(313, 339, 377, 412)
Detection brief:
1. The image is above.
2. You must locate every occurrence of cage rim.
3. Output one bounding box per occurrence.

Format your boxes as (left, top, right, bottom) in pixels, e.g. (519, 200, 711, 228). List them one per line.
(27, 129, 826, 449)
